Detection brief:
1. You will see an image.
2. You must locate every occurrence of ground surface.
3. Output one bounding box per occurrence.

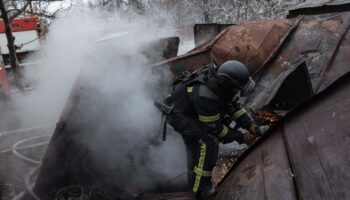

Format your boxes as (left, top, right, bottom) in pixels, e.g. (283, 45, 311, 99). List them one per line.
(0, 94, 54, 199)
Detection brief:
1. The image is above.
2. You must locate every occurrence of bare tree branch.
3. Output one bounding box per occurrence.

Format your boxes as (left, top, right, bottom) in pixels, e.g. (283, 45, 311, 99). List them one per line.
(9, 0, 30, 20)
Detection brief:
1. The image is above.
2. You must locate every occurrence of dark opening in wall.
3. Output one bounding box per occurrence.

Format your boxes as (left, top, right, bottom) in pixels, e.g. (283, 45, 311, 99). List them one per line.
(268, 62, 313, 110)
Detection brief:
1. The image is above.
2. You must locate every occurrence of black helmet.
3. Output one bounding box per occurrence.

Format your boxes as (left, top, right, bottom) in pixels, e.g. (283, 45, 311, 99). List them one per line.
(216, 60, 255, 96)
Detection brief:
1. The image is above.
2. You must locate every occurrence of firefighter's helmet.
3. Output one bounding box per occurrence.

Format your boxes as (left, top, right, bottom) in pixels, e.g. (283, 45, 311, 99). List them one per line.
(216, 60, 255, 96)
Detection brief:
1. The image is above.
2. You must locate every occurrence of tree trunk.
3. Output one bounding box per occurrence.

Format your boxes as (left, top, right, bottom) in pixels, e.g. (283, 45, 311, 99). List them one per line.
(0, 0, 24, 89)
(202, 0, 210, 23)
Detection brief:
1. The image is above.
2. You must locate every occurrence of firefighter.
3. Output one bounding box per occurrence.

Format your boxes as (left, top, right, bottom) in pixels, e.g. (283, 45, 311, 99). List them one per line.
(156, 60, 269, 199)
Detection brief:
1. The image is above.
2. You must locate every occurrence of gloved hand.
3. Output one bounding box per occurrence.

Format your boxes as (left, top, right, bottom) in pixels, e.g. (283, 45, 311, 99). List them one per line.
(256, 125, 270, 136)
(250, 123, 270, 136)
(242, 132, 257, 145)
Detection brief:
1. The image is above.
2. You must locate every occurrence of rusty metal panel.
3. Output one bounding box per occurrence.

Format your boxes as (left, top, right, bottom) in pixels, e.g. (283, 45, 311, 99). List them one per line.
(315, 27, 350, 92)
(282, 73, 350, 200)
(214, 130, 297, 200)
(210, 19, 293, 73)
(248, 12, 350, 111)
(287, 0, 350, 18)
(157, 19, 293, 75)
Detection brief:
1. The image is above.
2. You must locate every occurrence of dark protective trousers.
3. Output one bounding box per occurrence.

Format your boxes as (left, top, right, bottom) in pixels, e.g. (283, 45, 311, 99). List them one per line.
(182, 133, 219, 193)
(167, 110, 219, 193)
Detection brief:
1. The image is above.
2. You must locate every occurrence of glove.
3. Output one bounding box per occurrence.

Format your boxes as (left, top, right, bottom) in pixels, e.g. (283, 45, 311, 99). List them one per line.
(242, 132, 257, 145)
(220, 128, 243, 144)
(256, 125, 269, 136)
(250, 123, 270, 136)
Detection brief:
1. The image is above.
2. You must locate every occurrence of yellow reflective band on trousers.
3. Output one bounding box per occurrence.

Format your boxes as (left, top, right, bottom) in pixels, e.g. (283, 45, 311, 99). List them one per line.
(187, 86, 193, 93)
(198, 113, 220, 123)
(194, 166, 212, 177)
(233, 108, 247, 120)
(193, 139, 207, 193)
(217, 125, 228, 139)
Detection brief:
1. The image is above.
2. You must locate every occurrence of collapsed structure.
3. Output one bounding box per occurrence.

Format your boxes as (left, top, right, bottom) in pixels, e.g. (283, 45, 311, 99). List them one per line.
(33, 0, 350, 199)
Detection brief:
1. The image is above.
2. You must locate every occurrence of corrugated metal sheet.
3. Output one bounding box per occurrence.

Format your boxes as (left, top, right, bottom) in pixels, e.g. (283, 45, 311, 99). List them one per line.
(215, 130, 297, 200)
(214, 72, 350, 199)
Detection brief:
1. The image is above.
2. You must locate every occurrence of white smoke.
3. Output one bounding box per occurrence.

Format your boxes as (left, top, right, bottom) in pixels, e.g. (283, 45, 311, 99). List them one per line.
(18, 5, 187, 194)
(12, 10, 103, 128)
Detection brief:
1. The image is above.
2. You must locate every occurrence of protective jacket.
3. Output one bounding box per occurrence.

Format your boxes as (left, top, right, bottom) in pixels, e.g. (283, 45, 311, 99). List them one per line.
(168, 65, 253, 143)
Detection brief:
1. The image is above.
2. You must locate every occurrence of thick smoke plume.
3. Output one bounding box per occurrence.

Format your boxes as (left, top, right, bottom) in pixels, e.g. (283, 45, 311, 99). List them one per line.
(20, 6, 187, 195)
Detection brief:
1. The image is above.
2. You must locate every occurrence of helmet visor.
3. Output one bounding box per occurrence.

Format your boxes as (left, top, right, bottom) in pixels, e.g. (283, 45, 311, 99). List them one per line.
(240, 77, 256, 97)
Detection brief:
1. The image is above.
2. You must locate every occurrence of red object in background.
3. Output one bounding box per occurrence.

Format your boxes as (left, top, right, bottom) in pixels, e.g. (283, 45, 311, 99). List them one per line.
(0, 16, 38, 33)
(0, 67, 10, 95)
